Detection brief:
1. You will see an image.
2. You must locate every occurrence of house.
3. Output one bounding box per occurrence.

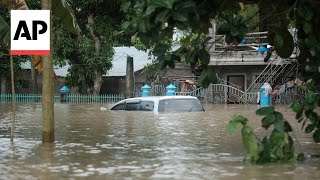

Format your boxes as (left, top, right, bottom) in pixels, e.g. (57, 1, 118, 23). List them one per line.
(16, 46, 156, 94)
(205, 28, 300, 103)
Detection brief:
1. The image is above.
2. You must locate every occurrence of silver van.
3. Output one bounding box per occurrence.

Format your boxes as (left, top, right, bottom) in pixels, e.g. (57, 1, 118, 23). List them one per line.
(110, 96, 205, 114)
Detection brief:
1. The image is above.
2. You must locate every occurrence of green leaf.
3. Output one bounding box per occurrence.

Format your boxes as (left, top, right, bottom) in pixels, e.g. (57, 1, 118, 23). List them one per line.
(256, 106, 275, 116)
(305, 124, 315, 133)
(227, 115, 248, 134)
(284, 121, 293, 132)
(262, 115, 276, 130)
(303, 21, 313, 34)
(313, 129, 320, 143)
(122, 21, 131, 30)
(227, 120, 240, 134)
(257, 137, 272, 163)
(270, 129, 284, 147)
(242, 125, 260, 162)
(274, 118, 285, 133)
(0, 16, 10, 49)
(145, 5, 157, 15)
(274, 30, 294, 58)
(155, 10, 169, 23)
(161, 0, 175, 9)
(198, 70, 217, 88)
(172, 12, 188, 22)
(230, 27, 239, 36)
(177, 0, 196, 9)
(297, 5, 313, 21)
(318, 66, 320, 73)
(52, 0, 82, 35)
(274, 34, 284, 48)
(290, 102, 303, 113)
(217, 23, 230, 34)
(283, 135, 295, 161)
(224, 34, 234, 44)
(307, 111, 318, 123)
(306, 91, 316, 104)
(199, 48, 210, 65)
(138, 21, 147, 33)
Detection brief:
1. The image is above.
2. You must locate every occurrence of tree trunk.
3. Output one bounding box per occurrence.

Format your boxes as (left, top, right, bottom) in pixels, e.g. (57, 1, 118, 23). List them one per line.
(42, 0, 54, 143)
(31, 59, 38, 94)
(10, 55, 16, 142)
(1, 76, 6, 94)
(88, 14, 102, 95)
(259, 0, 272, 33)
(125, 56, 134, 98)
(93, 71, 102, 95)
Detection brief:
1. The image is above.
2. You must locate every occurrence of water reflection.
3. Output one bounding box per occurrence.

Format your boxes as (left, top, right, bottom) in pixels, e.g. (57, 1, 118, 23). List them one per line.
(0, 103, 319, 179)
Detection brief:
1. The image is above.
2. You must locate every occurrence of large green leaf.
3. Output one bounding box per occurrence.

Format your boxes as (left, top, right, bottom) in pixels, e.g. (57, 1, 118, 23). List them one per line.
(242, 125, 260, 162)
(256, 106, 275, 116)
(305, 124, 315, 133)
(227, 115, 248, 134)
(261, 115, 276, 130)
(274, 118, 285, 133)
(290, 102, 303, 113)
(313, 129, 320, 143)
(274, 30, 294, 58)
(52, 0, 81, 36)
(0, 16, 10, 49)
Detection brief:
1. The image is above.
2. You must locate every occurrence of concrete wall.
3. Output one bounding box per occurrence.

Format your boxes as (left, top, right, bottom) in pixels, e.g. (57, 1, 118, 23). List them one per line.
(16, 70, 65, 94)
(208, 65, 266, 90)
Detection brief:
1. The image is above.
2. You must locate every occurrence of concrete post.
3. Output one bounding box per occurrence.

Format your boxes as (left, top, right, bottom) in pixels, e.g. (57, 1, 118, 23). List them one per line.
(166, 84, 177, 96)
(141, 84, 151, 97)
(126, 56, 134, 98)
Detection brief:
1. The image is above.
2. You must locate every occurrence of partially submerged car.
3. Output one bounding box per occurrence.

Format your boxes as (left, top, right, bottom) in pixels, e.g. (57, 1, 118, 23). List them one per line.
(110, 96, 205, 114)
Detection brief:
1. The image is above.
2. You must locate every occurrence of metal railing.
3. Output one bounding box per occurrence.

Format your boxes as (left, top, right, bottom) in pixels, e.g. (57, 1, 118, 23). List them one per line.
(0, 94, 124, 103)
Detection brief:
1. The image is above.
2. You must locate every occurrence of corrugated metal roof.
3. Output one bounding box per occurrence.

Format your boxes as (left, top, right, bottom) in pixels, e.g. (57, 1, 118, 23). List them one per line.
(106, 46, 154, 76)
(20, 46, 154, 77)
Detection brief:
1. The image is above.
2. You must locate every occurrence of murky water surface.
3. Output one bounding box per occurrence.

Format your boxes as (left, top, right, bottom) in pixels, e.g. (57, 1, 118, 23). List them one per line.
(0, 103, 320, 179)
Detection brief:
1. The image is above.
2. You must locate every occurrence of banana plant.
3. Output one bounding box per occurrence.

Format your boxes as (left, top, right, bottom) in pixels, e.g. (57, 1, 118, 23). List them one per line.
(0, 15, 10, 49)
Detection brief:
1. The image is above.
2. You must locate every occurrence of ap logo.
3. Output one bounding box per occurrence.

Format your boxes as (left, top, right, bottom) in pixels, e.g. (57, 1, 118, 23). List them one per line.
(11, 10, 50, 55)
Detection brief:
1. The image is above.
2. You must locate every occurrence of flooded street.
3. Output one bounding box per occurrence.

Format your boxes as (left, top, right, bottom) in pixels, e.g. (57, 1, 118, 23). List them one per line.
(1, 103, 320, 179)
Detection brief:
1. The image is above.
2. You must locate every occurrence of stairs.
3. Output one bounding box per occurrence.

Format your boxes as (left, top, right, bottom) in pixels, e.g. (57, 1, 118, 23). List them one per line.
(240, 56, 298, 103)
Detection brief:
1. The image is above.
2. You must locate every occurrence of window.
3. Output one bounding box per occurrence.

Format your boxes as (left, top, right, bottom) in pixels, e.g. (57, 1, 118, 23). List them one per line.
(139, 101, 154, 111)
(111, 103, 125, 110)
(158, 99, 204, 112)
(111, 100, 154, 111)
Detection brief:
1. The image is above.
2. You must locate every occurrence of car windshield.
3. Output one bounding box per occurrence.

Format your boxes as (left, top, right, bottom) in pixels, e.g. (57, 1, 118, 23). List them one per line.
(158, 99, 204, 113)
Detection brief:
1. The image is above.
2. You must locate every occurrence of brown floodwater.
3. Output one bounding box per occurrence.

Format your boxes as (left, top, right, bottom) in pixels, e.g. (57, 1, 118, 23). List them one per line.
(0, 103, 319, 179)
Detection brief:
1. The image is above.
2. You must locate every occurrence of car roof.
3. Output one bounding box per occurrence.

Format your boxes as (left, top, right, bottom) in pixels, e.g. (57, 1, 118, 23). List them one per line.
(120, 96, 198, 101)
(112, 96, 199, 106)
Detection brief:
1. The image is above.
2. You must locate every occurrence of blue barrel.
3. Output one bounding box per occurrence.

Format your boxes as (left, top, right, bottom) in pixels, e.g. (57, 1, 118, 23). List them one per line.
(260, 84, 271, 107)
(166, 84, 177, 96)
(141, 84, 151, 97)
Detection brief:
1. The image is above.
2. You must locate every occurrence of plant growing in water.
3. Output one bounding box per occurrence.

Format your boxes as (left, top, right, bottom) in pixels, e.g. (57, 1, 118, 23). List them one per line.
(227, 106, 300, 163)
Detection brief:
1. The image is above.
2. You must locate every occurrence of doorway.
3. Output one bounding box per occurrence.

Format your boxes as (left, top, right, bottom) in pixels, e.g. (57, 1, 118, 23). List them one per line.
(227, 75, 245, 103)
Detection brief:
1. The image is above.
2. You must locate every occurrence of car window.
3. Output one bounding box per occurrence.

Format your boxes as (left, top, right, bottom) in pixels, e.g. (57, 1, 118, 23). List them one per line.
(111, 103, 125, 110)
(158, 99, 204, 112)
(139, 101, 154, 111)
(125, 100, 154, 111)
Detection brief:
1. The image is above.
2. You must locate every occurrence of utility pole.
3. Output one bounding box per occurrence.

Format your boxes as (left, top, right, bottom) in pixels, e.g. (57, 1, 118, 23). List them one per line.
(125, 56, 134, 98)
